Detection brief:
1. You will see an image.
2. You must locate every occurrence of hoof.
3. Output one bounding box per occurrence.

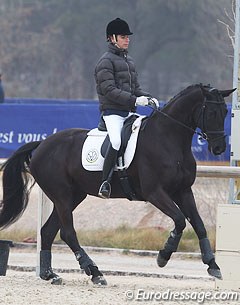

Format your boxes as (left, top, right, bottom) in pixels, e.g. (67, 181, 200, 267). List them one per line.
(40, 269, 62, 284)
(207, 267, 223, 280)
(91, 275, 107, 286)
(157, 253, 168, 268)
(51, 276, 63, 285)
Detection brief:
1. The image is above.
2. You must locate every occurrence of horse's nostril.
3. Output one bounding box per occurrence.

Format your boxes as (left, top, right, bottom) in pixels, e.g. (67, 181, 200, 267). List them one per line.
(214, 146, 223, 155)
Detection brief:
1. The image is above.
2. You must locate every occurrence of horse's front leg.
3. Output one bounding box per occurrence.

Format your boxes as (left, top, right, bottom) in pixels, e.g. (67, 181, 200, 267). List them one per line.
(146, 189, 186, 268)
(173, 187, 222, 279)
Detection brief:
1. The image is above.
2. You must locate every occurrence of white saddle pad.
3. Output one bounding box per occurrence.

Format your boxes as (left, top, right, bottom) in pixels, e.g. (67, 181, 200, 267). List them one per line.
(82, 116, 145, 171)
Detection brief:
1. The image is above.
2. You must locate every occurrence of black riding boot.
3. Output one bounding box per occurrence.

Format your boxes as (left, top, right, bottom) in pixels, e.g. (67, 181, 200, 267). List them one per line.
(98, 145, 118, 199)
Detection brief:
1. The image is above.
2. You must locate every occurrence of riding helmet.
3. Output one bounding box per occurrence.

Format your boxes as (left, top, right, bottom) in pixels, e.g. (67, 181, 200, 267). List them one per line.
(106, 18, 133, 38)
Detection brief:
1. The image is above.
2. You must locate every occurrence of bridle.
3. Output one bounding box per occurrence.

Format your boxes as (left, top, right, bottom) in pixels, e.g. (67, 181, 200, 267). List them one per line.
(195, 96, 226, 143)
(148, 91, 226, 142)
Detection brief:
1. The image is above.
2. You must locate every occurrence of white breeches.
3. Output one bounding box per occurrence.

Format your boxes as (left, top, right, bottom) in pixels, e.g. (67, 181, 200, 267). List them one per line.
(103, 113, 134, 150)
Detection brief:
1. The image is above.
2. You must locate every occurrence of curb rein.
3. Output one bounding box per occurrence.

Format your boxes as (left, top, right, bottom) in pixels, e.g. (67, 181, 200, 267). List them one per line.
(147, 97, 226, 142)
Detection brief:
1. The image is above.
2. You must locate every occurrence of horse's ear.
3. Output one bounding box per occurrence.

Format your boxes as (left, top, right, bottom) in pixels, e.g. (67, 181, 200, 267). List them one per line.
(219, 88, 237, 97)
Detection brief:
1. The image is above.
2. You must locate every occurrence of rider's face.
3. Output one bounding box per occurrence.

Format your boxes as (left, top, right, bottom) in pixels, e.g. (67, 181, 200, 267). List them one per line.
(111, 35, 130, 49)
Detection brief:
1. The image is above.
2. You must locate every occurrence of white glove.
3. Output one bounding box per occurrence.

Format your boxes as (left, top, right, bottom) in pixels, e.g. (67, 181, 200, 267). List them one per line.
(136, 96, 159, 108)
(135, 96, 149, 106)
(149, 98, 159, 108)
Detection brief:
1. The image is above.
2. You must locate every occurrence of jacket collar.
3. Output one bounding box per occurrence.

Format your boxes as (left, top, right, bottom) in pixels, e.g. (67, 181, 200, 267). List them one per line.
(108, 43, 128, 57)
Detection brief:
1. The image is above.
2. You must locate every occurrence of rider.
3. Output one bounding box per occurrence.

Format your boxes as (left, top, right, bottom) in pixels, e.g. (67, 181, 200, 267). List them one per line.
(95, 18, 159, 199)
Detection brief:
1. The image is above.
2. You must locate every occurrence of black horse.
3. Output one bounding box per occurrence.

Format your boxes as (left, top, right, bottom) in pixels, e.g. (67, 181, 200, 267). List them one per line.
(0, 84, 235, 285)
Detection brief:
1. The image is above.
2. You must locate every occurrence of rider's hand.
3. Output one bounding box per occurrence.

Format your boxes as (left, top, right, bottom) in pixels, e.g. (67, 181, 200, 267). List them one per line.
(149, 98, 159, 108)
(135, 96, 150, 106)
(136, 96, 159, 108)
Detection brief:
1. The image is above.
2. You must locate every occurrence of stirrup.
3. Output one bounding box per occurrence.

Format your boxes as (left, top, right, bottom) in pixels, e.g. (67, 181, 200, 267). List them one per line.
(98, 181, 111, 199)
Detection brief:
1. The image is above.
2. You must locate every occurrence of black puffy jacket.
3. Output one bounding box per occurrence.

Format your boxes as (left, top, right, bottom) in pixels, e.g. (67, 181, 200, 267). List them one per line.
(95, 43, 150, 112)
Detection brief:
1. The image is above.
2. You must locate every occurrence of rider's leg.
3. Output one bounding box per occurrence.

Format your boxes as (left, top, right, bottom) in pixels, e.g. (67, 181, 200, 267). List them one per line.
(98, 114, 124, 199)
(98, 144, 118, 198)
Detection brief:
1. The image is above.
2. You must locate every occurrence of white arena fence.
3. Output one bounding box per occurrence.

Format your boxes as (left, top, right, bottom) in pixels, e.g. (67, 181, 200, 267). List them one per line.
(1, 158, 240, 178)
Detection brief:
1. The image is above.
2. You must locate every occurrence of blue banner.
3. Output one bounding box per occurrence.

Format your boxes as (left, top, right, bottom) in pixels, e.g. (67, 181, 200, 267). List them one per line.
(0, 99, 232, 161)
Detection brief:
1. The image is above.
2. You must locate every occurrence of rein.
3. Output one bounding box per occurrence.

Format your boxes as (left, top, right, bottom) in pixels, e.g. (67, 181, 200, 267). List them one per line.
(148, 96, 225, 141)
(148, 104, 208, 140)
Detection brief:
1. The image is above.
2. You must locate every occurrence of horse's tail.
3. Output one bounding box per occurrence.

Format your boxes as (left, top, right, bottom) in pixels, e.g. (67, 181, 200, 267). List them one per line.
(0, 141, 42, 229)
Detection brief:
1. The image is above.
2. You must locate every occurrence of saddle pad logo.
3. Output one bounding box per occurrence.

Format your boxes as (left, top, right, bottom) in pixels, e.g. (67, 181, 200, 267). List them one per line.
(86, 149, 99, 163)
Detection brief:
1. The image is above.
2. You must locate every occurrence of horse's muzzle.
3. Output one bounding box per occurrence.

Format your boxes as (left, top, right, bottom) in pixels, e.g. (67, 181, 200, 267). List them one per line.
(208, 135, 226, 155)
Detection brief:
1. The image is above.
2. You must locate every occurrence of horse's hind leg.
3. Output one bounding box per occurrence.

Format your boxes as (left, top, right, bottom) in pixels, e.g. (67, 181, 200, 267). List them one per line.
(57, 204, 107, 285)
(39, 207, 61, 283)
(42, 187, 107, 286)
(39, 193, 90, 284)
(173, 188, 222, 279)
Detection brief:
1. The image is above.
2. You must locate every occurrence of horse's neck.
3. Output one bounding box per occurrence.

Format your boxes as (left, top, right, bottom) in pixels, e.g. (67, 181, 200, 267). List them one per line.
(163, 88, 202, 129)
(146, 88, 202, 143)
